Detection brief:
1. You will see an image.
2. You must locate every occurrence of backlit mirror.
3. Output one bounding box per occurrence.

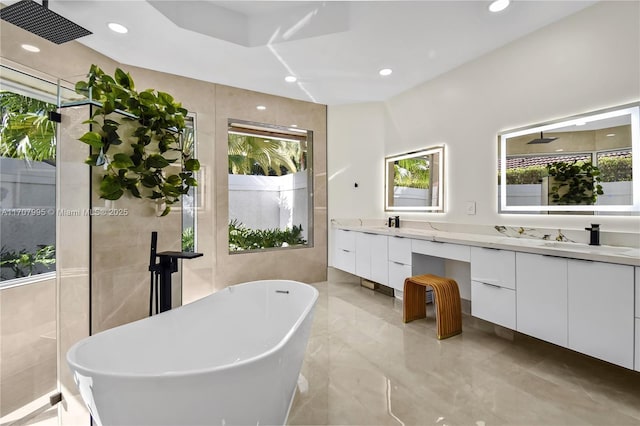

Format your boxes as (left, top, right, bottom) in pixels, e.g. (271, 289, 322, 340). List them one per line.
(499, 103, 639, 215)
(385, 146, 444, 212)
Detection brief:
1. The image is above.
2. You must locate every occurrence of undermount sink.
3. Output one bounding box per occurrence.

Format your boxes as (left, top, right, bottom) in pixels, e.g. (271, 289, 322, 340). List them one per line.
(539, 240, 638, 256)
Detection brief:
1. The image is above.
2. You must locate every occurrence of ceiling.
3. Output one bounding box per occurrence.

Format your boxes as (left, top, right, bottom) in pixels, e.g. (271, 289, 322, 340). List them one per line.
(3, 0, 597, 105)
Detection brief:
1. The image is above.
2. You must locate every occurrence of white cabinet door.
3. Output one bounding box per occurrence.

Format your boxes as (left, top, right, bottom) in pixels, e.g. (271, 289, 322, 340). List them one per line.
(516, 253, 568, 347)
(470, 247, 515, 289)
(388, 236, 412, 265)
(568, 260, 634, 369)
(635, 318, 640, 372)
(636, 266, 640, 318)
(355, 232, 372, 279)
(635, 267, 639, 372)
(370, 234, 389, 285)
(471, 281, 516, 329)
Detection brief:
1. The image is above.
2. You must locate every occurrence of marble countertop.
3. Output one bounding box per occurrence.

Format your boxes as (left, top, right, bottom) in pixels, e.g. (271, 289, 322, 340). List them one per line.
(333, 224, 640, 266)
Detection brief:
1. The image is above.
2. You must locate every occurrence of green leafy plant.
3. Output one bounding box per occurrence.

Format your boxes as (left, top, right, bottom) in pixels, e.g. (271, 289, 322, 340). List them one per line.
(0, 245, 55, 280)
(393, 158, 431, 189)
(228, 133, 300, 176)
(598, 156, 632, 182)
(504, 165, 546, 185)
(546, 160, 603, 205)
(76, 65, 200, 216)
(0, 91, 57, 161)
(228, 219, 307, 251)
(182, 226, 195, 252)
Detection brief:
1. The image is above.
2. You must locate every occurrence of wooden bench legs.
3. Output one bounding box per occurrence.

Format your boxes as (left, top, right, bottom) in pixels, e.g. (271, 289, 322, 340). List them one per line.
(403, 274, 462, 340)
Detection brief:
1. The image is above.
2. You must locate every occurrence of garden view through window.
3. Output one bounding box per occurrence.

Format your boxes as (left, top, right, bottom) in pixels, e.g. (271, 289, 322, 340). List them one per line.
(0, 79, 57, 284)
(227, 120, 312, 252)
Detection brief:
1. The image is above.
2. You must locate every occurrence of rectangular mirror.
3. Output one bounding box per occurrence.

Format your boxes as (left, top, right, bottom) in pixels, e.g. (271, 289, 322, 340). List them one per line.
(499, 103, 639, 215)
(385, 146, 444, 212)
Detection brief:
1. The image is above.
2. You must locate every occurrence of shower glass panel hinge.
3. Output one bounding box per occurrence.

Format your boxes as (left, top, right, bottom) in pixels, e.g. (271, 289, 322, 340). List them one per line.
(49, 392, 62, 406)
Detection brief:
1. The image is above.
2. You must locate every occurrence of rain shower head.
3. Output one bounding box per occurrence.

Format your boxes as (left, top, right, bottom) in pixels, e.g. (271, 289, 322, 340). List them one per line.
(0, 0, 92, 44)
(527, 131, 558, 144)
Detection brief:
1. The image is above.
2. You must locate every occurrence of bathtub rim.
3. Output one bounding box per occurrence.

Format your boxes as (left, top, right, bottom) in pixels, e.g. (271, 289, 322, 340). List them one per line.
(67, 279, 319, 379)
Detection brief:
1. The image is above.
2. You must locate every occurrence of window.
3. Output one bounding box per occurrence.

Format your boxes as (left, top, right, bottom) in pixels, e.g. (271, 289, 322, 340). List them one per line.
(0, 67, 57, 284)
(227, 120, 313, 252)
(181, 115, 197, 252)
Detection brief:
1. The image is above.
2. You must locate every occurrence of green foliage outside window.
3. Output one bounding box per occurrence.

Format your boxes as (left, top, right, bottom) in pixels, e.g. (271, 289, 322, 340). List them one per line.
(229, 219, 306, 251)
(0, 245, 55, 280)
(504, 157, 631, 185)
(228, 133, 301, 176)
(598, 156, 632, 182)
(393, 158, 430, 189)
(0, 91, 57, 161)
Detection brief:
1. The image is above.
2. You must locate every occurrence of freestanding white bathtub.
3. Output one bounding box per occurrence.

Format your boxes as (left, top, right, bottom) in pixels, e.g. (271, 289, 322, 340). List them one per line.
(67, 279, 319, 426)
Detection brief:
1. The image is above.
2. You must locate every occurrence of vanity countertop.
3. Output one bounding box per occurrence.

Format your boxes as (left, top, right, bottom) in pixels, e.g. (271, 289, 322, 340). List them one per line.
(333, 224, 640, 266)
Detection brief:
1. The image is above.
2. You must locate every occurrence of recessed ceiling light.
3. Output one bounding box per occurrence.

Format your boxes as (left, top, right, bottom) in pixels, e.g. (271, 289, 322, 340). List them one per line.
(488, 0, 510, 13)
(555, 149, 564, 152)
(606, 133, 616, 137)
(285, 75, 297, 83)
(379, 68, 393, 76)
(575, 120, 586, 126)
(108, 22, 128, 34)
(290, 124, 298, 128)
(21, 44, 40, 52)
(256, 105, 266, 110)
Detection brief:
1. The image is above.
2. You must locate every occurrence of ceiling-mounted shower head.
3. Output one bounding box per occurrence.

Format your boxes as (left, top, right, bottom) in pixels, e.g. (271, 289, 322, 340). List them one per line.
(0, 0, 92, 44)
(527, 131, 558, 144)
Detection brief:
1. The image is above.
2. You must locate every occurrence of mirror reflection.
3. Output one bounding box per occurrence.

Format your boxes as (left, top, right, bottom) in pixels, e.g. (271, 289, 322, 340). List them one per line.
(499, 103, 639, 215)
(385, 146, 444, 212)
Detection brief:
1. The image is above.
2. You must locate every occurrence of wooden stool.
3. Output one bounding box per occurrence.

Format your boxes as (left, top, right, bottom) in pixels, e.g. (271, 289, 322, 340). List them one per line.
(403, 274, 462, 339)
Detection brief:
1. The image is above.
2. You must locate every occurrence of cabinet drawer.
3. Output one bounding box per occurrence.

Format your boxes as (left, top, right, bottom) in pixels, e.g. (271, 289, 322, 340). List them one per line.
(334, 248, 356, 274)
(470, 247, 515, 289)
(471, 281, 516, 329)
(335, 229, 356, 251)
(388, 236, 412, 265)
(412, 239, 470, 262)
(388, 261, 412, 293)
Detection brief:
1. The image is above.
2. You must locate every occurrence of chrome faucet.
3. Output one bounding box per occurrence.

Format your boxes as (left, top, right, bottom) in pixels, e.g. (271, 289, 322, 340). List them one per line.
(585, 224, 600, 246)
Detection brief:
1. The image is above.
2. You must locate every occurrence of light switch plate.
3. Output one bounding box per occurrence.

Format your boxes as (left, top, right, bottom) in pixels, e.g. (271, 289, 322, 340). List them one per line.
(466, 201, 476, 215)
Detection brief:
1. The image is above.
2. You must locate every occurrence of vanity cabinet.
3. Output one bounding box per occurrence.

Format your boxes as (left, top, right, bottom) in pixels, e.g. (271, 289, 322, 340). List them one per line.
(470, 247, 516, 329)
(388, 236, 412, 298)
(333, 229, 356, 274)
(516, 253, 568, 347)
(567, 260, 634, 369)
(355, 232, 388, 285)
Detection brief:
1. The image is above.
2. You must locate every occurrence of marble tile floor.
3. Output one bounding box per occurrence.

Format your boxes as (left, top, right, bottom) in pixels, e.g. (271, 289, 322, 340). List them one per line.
(288, 279, 640, 426)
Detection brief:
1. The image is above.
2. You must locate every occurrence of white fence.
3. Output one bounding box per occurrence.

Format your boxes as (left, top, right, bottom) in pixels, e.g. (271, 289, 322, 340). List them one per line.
(228, 171, 309, 240)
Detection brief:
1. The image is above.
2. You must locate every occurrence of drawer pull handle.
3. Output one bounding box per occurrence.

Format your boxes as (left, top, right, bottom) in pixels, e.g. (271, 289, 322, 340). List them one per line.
(392, 261, 405, 265)
(481, 282, 502, 289)
(393, 236, 405, 239)
(341, 249, 351, 253)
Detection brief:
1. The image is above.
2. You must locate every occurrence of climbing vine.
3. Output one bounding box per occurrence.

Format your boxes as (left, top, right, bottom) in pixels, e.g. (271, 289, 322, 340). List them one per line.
(76, 65, 199, 216)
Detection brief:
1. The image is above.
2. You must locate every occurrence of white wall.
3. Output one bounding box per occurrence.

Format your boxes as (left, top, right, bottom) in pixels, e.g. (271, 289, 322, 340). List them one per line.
(328, 1, 640, 234)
